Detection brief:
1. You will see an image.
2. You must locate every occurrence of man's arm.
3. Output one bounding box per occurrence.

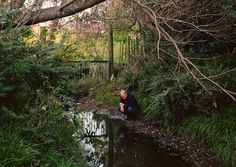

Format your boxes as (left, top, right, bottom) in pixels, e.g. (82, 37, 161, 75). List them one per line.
(120, 103, 125, 112)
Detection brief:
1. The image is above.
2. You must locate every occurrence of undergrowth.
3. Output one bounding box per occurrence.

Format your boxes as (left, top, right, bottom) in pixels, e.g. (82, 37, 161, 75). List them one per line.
(0, 92, 86, 167)
(82, 78, 124, 107)
(185, 105, 236, 167)
(0, 130, 38, 167)
(0, 27, 86, 166)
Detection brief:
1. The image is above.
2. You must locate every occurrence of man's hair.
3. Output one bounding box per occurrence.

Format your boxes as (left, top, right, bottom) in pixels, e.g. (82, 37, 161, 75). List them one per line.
(121, 85, 129, 91)
(121, 88, 128, 92)
(114, 86, 128, 97)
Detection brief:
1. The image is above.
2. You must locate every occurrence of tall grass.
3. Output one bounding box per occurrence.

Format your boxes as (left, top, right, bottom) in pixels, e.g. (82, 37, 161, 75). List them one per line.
(0, 130, 38, 167)
(185, 106, 236, 167)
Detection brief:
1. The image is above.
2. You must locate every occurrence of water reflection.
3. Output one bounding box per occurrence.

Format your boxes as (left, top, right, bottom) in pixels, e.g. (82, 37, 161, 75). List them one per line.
(78, 111, 187, 167)
(80, 112, 107, 137)
(79, 111, 109, 167)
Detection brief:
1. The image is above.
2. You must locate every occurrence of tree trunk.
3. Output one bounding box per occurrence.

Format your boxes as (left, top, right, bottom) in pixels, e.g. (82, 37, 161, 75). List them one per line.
(108, 24, 114, 79)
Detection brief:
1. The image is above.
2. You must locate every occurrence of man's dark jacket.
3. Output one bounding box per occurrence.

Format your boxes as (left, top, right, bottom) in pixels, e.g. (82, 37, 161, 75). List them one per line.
(120, 93, 140, 111)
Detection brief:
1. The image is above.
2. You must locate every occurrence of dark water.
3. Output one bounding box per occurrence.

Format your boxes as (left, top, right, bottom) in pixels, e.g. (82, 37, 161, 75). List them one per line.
(78, 111, 187, 167)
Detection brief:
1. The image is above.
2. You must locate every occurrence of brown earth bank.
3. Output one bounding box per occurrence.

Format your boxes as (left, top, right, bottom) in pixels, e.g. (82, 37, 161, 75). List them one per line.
(74, 98, 221, 167)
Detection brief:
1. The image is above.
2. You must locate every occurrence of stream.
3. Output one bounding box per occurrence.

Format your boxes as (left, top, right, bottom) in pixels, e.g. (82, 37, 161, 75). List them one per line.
(76, 110, 189, 167)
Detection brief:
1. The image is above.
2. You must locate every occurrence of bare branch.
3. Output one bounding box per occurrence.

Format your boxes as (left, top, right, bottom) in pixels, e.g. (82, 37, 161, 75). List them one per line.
(126, 0, 236, 101)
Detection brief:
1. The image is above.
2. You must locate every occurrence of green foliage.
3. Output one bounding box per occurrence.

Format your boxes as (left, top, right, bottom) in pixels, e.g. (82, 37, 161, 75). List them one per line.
(52, 78, 87, 109)
(186, 105, 236, 167)
(0, 130, 39, 167)
(0, 27, 29, 57)
(19, 92, 86, 167)
(41, 148, 85, 167)
(0, 93, 86, 167)
(0, 81, 13, 98)
(0, 56, 84, 111)
(79, 77, 124, 107)
(121, 49, 236, 125)
(133, 92, 153, 111)
(223, 0, 236, 16)
(0, 27, 86, 166)
(76, 76, 103, 92)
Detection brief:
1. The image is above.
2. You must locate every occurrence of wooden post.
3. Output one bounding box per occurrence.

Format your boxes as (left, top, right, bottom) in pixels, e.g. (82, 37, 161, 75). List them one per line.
(124, 39, 127, 63)
(119, 41, 122, 64)
(127, 36, 131, 62)
(136, 35, 140, 55)
(121, 39, 124, 64)
(108, 24, 114, 80)
(106, 61, 109, 80)
(133, 38, 136, 56)
(130, 38, 133, 60)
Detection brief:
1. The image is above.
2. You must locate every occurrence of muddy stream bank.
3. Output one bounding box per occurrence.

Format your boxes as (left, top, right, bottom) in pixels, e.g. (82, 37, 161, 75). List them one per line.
(71, 101, 220, 167)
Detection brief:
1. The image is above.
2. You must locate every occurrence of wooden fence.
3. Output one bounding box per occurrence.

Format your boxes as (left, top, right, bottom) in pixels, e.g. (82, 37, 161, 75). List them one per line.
(65, 60, 110, 80)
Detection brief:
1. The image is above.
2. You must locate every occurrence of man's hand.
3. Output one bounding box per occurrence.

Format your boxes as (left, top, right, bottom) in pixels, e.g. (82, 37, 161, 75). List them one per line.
(120, 103, 124, 106)
(120, 103, 125, 112)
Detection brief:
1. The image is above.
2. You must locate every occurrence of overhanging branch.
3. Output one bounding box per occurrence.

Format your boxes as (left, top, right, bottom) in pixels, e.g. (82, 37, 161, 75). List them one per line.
(0, 0, 106, 30)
